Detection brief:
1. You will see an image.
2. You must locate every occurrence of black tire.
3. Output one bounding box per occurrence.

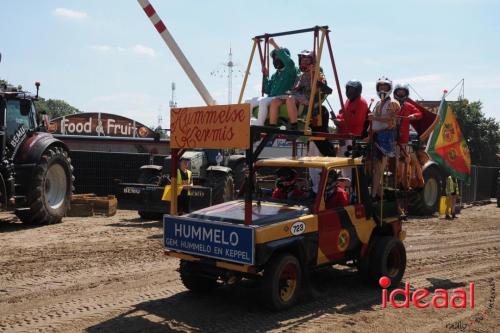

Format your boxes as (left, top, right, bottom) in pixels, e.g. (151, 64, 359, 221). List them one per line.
(370, 236, 406, 287)
(231, 160, 247, 195)
(137, 167, 164, 220)
(261, 253, 302, 310)
(409, 166, 442, 215)
(207, 172, 234, 205)
(356, 238, 379, 283)
(138, 211, 163, 220)
(356, 254, 371, 282)
(16, 146, 73, 224)
(179, 260, 218, 293)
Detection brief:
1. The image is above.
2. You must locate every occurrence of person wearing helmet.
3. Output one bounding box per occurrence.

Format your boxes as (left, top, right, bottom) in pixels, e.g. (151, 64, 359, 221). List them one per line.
(247, 38, 298, 126)
(335, 80, 369, 159)
(393, 83, 423, 190)
(267, 49, 323, 130)
(368, 76, 400, 199)
(272, 167, 304, 200)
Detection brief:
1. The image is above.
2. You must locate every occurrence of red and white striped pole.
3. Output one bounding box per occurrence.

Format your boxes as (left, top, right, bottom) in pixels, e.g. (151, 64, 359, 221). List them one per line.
(137, 0, 216, 106)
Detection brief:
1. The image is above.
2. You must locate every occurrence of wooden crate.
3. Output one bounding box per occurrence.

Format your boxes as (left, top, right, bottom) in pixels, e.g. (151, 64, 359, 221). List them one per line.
(92, 195, 117, 217)
(67, 194, 117, 217)
(66, 203, 94, 217)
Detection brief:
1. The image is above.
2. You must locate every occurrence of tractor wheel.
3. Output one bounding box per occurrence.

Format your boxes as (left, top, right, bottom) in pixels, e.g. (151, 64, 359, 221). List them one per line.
(138, 210, 163, 220)
(137, 168, 164, 220)
(231, 160, 247, 195)
(179, 260, 218, 293)
(496, 170, 500, 208)
(208, 172, 234, 205)
(16, 146, 73, 224)
(261, 253, 302, 310)
(409, 166, 442, 215)
(370, 237, 406, 287)
(356, 253, 372, 282)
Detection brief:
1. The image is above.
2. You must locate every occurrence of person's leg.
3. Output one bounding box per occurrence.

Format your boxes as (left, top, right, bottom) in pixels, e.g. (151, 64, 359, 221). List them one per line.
(411, 153, 425, 187)
(245, 96, 260, 109)
(378, 156, 387, 197)
(286, 96, 298, 130)
(372, 159, 381, 199)
(401, 144, 410, 190)
(256, 97, 274, 126)
(246, 97, 260, 125)
(314, 140, 336, 157)
(445, 195, 452, 218)
(268, 98, 283, 126)
(337, 144, 347, 158)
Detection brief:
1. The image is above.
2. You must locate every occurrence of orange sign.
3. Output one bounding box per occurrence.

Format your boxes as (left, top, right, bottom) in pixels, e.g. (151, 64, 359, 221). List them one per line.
(170, 104, 250, 149)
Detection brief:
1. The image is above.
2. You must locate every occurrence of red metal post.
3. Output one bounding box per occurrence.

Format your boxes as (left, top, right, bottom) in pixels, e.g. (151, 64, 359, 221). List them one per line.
(170, 148, 178, 215)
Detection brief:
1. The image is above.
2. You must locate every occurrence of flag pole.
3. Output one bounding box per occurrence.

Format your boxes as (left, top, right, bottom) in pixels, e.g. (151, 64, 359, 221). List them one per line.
(424, 89, 448, 152)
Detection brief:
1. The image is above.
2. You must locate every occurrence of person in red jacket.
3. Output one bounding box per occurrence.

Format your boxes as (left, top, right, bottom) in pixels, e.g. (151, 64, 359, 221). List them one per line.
(272, 167, 305, 200)
(334, 80, 369, 156)
(335, 80, 369, 137)
(326, 174, 350, 209)
(334, 80, 369, 180)
(393, 84, 423, 190)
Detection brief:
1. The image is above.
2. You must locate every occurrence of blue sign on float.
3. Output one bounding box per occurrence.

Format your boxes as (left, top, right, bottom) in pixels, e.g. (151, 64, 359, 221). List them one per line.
(164, 216, 254, 265)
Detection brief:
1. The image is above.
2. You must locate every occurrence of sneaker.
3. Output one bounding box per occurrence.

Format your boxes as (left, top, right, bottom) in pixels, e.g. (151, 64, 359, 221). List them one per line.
(445, 215, 452, 220)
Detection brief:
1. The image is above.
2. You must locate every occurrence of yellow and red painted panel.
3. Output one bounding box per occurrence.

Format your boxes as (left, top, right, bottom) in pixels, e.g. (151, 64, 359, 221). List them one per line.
(255, 215, 318, 244)
(316, 204, 376, 265)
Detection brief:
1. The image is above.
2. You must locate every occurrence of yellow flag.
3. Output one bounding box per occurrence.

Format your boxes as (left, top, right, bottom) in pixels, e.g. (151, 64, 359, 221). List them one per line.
(161, 185, 183, 201)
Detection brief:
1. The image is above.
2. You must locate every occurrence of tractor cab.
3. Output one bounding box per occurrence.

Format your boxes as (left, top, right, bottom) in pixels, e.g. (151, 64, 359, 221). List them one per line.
(0, 84, 40, 158)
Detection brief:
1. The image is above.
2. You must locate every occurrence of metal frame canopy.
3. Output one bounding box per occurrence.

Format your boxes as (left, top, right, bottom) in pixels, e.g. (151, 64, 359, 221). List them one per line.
(238, 26, 345, 134)
(242, 126, 356, 225)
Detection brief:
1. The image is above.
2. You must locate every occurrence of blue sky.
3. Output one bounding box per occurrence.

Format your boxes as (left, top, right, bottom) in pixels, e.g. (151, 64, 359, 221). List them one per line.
(2, 0, 499, 128)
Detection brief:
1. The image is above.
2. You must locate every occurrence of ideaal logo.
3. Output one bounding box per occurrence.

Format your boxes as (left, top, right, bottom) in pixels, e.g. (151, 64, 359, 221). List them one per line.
(379, 276, 474, 309)
(446, 278, 496, 331)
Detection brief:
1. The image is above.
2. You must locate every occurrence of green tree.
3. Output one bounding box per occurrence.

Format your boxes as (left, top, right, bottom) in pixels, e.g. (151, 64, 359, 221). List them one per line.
(451, 99, 500, 167)
(34, 98, 82, 119)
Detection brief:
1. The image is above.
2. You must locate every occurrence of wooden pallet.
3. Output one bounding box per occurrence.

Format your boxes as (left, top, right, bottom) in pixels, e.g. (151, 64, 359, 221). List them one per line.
(67, 194, 117, 217)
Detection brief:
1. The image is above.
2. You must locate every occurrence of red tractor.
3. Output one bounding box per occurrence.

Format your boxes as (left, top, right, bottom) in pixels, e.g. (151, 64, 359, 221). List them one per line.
(0, 78, 74, 224)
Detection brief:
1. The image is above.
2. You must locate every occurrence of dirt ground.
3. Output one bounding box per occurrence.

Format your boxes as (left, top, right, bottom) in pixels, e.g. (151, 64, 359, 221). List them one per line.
(0, 204, 499, 333)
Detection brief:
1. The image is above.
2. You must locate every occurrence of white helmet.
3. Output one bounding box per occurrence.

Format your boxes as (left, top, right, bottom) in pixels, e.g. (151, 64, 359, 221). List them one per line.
(376, 76, 393, 100)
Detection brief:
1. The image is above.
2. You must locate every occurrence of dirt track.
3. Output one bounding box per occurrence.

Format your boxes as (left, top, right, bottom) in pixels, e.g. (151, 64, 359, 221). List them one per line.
(0, 204, 499, 333)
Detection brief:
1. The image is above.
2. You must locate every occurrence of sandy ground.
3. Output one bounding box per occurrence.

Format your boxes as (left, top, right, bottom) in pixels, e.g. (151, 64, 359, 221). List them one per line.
(0, 204, 499, 333)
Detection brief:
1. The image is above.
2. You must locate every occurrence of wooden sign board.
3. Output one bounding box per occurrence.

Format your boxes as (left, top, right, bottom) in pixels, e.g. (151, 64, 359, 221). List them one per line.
(49, 112, 155, 138)
(170, 104, 250, 149)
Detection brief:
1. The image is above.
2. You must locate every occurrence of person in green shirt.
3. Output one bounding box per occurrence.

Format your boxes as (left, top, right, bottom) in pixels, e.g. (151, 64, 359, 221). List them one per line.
(445, 175, 459, 219)
(269, 49, 325, 130)
(247, 38, 298, 126)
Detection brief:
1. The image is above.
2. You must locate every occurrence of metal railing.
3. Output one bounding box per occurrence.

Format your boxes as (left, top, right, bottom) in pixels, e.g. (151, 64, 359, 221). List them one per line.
(458, 165, 499, 203)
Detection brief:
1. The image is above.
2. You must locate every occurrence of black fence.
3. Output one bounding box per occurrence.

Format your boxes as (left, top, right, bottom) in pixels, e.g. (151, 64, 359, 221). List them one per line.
(459, 165, 499, 203)
(69, 150, 167, 195)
